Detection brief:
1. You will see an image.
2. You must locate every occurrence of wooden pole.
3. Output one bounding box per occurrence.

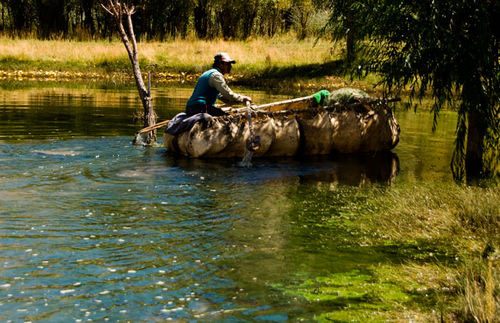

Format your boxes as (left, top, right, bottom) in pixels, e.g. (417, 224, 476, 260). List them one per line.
(223, 95, 315, 113)
(137, 119, 170, 134)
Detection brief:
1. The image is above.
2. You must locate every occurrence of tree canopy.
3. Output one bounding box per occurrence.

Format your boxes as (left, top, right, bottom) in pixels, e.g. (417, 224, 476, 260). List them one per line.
(0, 0, 329, 40)
(327, 0, 499, 180)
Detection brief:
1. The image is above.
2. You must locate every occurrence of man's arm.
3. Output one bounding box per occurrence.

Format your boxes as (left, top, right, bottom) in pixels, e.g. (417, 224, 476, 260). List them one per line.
(209, 72, 251, 104)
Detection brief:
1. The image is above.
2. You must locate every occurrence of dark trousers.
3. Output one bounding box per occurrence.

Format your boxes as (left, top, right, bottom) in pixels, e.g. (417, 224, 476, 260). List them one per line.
(186, 104, 228, 117)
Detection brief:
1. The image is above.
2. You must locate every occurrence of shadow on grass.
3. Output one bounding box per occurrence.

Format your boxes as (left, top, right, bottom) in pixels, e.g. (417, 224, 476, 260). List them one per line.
(261, 59, 350, 79)
(236, 59, 356, 88)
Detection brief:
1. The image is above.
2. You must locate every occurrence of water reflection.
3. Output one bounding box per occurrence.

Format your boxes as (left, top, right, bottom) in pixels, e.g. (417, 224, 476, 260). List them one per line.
(164, 151, 399, 187)
(298, 152, 399, 186)
(0, 84, 290, 141)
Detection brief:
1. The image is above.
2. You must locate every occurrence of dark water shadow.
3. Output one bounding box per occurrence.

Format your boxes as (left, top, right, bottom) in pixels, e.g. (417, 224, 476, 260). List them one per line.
(373, 239, 459, 265)
(297, 152, 399, 186)
(161, 151, 399, 187)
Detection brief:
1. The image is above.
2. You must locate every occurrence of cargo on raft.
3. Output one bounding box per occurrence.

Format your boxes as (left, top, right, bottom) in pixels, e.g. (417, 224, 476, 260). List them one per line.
(162, 88, 400, 158)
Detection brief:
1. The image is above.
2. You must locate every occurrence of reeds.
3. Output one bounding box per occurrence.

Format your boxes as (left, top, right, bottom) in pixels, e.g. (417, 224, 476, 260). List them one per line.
(456, 256, 498, 323)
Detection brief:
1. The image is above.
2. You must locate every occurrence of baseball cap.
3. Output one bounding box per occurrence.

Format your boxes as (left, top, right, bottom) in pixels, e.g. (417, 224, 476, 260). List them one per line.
(214, 52, 236, 64)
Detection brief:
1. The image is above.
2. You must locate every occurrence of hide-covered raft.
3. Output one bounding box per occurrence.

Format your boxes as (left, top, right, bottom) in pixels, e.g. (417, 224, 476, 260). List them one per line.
(163, 89, 400, 158)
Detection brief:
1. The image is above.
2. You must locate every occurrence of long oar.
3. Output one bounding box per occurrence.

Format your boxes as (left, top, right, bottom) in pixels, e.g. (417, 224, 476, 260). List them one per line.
(223, 95, 314, 113)
(133, 119, 170, 144)
(137, 119, 170, 134)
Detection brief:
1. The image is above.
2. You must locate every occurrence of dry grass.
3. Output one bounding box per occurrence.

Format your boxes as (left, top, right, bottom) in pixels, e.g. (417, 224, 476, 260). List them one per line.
(0, 38, 125, 62)
(0, 35, 339, 74)
(455, 257, 499, 323)
(0, 35, 370, 92)
(367, 184, 500, 249)
(157, 36, 337, 71)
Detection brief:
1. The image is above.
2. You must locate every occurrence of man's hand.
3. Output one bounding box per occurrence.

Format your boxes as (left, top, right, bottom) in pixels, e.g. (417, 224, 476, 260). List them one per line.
(241, 96, 252, 103)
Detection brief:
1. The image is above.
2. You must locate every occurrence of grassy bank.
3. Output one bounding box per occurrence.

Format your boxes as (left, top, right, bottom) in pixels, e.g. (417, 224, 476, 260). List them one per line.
(0, 36, 379, 93)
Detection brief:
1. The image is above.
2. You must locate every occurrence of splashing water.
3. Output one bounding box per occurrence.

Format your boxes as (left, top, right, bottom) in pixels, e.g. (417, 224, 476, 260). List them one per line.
(133, 132, 147, 146)
(237, 150, 254, 167)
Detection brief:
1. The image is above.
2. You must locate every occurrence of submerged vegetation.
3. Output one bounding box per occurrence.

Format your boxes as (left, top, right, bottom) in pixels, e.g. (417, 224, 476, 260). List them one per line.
(273, 182, 500, 322)
(368, 183, 499, 321)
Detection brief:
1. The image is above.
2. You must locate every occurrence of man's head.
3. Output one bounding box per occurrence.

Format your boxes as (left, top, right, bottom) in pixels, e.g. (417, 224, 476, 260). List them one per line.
(213, 52, 236, 74)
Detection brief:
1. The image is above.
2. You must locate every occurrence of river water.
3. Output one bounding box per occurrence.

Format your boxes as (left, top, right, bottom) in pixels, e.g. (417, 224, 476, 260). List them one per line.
(0, 82, 457, 322)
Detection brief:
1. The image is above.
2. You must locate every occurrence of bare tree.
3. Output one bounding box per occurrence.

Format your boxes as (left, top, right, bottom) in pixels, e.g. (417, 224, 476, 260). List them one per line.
(101, 0, 157, 144)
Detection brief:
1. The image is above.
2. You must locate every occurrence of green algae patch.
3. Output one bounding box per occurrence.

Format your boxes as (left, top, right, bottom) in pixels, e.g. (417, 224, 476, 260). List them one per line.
(273, 268, 439, 322)
(275, 269, 410, 308)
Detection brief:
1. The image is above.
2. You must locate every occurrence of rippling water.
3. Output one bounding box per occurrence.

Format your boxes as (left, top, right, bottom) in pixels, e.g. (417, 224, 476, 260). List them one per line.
(0, 82, 457, 321)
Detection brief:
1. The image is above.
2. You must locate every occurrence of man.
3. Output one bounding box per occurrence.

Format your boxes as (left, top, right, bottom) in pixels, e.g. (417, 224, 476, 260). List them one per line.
(185, 52, 252, 117)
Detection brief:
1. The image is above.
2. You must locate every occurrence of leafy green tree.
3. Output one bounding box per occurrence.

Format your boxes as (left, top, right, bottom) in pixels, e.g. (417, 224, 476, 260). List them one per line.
(324, 0, 371, 62)
(363, 0, 499, 180)
(291, 0, 313, 40)
(0, 0, 36, 33)
(141, 0, 192, 39)
(0, 0, 320, 40)
(255, 0, 291, 36)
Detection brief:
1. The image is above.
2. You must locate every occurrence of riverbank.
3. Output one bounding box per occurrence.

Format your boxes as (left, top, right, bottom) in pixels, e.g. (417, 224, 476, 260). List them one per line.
(362, 182, 499, 322)
(0, 36, 335, 73)
(0, 36, 380, 94)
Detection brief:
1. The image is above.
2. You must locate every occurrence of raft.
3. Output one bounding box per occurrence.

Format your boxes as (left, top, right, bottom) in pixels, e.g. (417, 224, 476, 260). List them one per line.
(163, 88, 400, 158)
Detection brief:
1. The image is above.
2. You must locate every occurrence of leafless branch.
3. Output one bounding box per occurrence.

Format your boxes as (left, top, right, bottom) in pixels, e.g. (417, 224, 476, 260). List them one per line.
(100, 0, 157, 145)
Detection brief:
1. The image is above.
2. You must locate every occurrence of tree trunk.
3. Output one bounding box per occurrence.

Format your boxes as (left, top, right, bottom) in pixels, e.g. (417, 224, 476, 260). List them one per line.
(194, 0, 209, 39)
(82, 0, 95, 35)
(35, 0, 67, 39)
(8, 0, 29, 33)
(241, 0, 257, 39)
(101, 1, 157, 145)
(123, 13, 156, 144)
(218, 2, 237, 39)
(345, 7, 355, 62)
(465, 109, 485, 180)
